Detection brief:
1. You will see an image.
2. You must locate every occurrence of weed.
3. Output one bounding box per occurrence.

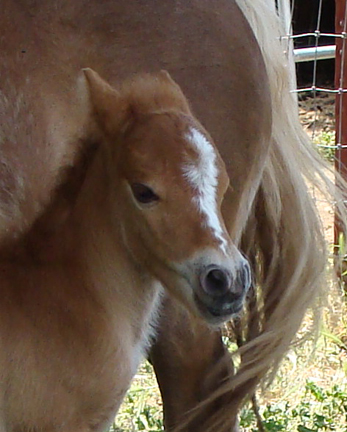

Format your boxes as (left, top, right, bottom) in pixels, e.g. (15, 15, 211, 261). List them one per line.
(314, 130, 336, 162)
(113, 363, 163, 432)
(240, 382, 347, 431)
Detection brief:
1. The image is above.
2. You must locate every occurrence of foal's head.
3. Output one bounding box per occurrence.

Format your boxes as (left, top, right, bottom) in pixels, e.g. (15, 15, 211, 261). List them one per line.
(83, 68, 251, 326)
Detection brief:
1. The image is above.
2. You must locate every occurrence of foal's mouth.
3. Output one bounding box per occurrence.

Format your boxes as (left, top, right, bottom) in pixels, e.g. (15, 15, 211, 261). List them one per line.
(193, 292, 245, 325)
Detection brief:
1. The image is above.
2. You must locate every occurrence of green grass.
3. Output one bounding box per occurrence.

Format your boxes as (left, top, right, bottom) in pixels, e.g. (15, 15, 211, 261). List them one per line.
(111, 362, 163, 432)
(240, 381, 347, 431)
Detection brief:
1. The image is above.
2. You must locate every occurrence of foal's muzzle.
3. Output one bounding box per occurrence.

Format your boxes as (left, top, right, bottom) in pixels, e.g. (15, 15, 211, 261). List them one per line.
(195, 259, 251, 324)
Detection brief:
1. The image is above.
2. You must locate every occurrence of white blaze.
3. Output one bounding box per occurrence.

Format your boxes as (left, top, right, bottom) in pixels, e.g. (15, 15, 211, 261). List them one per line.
(183, 127, 228, 254)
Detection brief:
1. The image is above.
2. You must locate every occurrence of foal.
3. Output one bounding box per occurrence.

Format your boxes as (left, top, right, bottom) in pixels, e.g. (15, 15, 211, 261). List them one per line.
(0, 70, 250, 432)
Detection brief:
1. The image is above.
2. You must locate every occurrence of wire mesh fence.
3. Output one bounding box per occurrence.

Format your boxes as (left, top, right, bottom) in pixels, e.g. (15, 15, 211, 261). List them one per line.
(279, 0, 336, 125)
(277, 0, 347, 245)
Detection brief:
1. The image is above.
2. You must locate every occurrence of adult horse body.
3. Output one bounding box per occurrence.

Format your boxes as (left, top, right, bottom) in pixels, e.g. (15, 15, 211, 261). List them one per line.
(0, 1, 335, 432)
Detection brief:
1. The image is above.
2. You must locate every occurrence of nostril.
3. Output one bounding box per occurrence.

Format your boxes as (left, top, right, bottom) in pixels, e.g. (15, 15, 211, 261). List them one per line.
(201, 266, 231, 296)
(207, 269, 228, 291)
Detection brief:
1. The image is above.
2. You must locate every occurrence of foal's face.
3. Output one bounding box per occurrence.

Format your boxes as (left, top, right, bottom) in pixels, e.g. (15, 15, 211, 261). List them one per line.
(83, 68, 251, 326)
(117, 112, 251, 325)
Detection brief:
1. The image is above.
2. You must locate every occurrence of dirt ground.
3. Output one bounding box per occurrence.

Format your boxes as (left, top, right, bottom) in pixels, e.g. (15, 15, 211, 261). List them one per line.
(298, 92, 335, 135)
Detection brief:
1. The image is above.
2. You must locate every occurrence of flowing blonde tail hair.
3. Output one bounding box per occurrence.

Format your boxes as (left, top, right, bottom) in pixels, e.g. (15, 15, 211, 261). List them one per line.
(187, 1, 347, 430)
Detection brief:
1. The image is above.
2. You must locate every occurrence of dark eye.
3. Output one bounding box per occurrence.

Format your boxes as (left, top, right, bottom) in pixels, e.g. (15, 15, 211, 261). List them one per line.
(131, 183, 159, 204)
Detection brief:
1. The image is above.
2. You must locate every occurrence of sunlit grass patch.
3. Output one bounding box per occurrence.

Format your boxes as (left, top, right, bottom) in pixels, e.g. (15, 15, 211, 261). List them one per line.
(240, 381, 347, 431)
(314, 130, 336, 163)
(112, 362, 163, 432)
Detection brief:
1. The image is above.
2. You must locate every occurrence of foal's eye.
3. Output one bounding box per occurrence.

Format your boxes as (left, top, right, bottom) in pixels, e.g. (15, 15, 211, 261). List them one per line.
(130, 183, 159, 204)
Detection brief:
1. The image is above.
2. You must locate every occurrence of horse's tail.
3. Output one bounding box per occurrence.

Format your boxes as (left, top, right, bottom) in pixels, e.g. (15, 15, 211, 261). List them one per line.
(194, 0, 347, 430)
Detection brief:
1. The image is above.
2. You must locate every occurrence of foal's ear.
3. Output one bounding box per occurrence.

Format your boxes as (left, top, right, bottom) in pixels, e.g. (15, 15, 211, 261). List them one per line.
(158, 70, 179, 86)
(157, 70, 191, 113)
(82, 68, 130, 136)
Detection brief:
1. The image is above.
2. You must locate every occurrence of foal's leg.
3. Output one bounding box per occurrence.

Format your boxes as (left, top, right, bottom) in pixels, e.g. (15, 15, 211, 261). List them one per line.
(149, 296, 238, 432)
